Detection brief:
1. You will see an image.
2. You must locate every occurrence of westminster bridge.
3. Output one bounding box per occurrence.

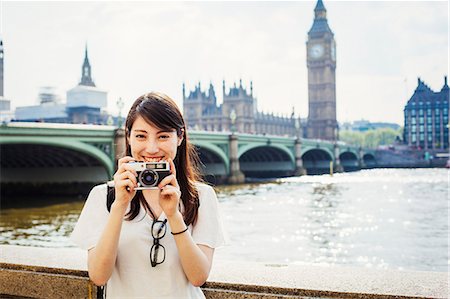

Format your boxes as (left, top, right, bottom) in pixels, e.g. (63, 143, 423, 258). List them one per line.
(0, 122, 376, 190)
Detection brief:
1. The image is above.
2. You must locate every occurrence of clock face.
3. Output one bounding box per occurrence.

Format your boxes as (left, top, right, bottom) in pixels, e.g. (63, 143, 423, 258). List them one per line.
(310, 44, 324, 59)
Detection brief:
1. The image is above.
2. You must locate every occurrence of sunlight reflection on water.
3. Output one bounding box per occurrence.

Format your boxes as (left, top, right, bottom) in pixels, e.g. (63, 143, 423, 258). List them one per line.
(0, 168, 448, 271)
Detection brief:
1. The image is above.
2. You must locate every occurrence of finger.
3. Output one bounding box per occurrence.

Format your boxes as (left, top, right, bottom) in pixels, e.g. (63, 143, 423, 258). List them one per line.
(117, 179, 136, 193)
(158, 174, 178, 189)
(160, 187, 181, 198)
(168, 158, 177, 177)
(119, 171, 138, 185)
(118, 156, 135, 169)
(121, 163, 138, 177)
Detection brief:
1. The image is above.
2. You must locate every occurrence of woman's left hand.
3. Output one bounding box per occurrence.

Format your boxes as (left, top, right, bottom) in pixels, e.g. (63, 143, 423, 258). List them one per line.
(158, 158, 182, 218)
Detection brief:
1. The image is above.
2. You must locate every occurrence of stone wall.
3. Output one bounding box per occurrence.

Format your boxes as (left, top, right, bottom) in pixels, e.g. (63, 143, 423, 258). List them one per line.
(0, 245, 448, 299)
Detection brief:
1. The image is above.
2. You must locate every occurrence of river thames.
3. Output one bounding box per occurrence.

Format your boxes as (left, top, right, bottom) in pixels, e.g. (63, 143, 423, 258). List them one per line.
(1, 168, 448, 272)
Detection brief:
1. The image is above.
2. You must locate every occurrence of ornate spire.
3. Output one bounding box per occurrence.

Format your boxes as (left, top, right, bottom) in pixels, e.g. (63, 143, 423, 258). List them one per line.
(308, 0, 333, 38)
(314, 0, 326, 17)
(80, 44, 96, 87)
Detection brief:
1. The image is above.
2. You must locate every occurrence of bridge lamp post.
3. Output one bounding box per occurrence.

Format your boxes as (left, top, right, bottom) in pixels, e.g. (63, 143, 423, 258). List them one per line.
(116, 97, 124, 128)
(230, 109, 237, 134)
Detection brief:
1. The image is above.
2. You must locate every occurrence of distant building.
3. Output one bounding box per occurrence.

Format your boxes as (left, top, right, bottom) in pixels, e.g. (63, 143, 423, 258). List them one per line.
(340, 120, 400, 132)
(15, 87, 67, 122)
(14, 45, 108, 124)
(305, 0, 338, 141)
(183, 80, 301, 136)
(0, 37, 13, 123)
(403, 77, 449, 150)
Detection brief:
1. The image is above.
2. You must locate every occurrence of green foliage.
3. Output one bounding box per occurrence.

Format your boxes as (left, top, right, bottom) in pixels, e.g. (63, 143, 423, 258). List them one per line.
(339, 127, 403, 148)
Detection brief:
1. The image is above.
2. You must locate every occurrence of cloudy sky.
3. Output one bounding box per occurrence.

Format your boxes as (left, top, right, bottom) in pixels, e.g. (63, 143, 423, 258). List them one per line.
(1, 1, 448, 125)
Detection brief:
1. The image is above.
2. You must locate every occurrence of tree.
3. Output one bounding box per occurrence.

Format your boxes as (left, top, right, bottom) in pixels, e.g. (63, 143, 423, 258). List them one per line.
(339, 127, 403, 148)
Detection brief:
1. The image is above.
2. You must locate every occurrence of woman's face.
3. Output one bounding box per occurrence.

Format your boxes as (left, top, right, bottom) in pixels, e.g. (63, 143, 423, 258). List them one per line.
(128, 115, 183, 162)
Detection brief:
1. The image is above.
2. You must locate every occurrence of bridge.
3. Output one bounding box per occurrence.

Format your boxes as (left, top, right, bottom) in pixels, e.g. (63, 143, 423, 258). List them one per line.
(0, 122, 376, 189)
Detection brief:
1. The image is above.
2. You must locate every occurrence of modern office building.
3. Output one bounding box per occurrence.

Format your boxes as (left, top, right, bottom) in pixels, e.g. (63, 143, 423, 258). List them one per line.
(403, 77, 449, 150)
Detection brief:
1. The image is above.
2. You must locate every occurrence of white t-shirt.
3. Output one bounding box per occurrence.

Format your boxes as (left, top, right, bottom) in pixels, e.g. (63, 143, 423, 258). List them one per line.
(70, 182, 227, 299)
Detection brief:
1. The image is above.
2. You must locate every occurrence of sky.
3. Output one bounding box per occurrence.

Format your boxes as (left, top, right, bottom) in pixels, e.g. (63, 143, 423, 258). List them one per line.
(1, 1, 448, 125)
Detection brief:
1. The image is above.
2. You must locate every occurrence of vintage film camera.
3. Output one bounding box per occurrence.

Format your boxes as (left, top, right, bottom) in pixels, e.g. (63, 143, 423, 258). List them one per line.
(128, 161, 171, 190)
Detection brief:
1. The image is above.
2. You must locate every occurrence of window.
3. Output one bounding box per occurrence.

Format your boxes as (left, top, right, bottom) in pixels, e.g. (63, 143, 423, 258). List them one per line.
(412, 110, 416, 116)
(419, 133, 424, 141)
(419, 101, 423, 106)
(411, 125, 416, 133)
(412, 134, 416, 142)
(419, 117, 424, 124)
(420, 125, 424, 132)
(411, 118, 416, 124)
(435, 109, 440, 116)
(427, 109, 432, 115)
(419, 109, 423, 116)
(444, 108, 448, 116)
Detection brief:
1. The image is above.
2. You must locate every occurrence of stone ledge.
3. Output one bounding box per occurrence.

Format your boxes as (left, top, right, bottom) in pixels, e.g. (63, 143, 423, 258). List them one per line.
(0, 245, 448, 299)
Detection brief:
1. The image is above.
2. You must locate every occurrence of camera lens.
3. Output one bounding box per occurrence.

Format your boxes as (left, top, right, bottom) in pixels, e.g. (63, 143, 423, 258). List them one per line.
(139, 170, 158, 187)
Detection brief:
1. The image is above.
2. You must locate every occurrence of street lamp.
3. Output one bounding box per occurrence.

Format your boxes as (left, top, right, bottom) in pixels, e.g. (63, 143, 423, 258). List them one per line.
(230, 109, 237, 134)
(116, 97, 124, 128)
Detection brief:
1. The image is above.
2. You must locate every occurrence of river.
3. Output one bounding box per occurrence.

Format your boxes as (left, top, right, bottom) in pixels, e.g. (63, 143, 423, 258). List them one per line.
(1, 168, 448, 272)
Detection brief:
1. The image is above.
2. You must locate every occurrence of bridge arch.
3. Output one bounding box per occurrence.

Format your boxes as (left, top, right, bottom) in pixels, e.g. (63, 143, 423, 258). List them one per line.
(238, 145, 295, 178)
(0, 138, 114, 179)
(363, 153, 377, 168)
(301, 148, 333, 175)
(190, 141, 229, 176)
(339, 151, 359, 172)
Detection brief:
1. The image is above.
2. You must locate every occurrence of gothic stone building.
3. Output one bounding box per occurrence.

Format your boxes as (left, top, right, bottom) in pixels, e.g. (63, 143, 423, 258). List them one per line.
(305, 0, 338, 141)
(183, 80, 301, 137)
(403, 77, 449, 150)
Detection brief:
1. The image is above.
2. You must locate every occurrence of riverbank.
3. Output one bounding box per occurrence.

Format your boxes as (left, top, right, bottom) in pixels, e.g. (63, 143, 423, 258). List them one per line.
(0, 245, 447, 298)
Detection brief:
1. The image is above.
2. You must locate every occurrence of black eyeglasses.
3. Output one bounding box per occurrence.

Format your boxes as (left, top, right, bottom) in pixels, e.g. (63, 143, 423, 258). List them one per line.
(150, 219, 167, 267)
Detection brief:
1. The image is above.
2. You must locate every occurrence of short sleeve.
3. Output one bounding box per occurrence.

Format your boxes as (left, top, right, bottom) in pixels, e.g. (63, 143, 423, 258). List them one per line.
(70, 184, 109, 250)
(191, 184, 228, 249)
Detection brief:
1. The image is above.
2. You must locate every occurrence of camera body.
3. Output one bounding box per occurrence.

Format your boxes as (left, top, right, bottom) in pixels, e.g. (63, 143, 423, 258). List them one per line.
(128, 161, 171, 190)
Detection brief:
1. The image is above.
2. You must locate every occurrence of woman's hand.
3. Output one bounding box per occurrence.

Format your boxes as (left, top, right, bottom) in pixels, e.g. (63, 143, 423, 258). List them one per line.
(158, 158, 182, 218)
(113, 156, 138, 211)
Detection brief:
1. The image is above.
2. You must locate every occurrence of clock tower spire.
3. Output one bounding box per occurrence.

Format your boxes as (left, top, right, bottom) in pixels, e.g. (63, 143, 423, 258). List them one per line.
(80, 44, 96, 87)
(306, 0, 337, 141)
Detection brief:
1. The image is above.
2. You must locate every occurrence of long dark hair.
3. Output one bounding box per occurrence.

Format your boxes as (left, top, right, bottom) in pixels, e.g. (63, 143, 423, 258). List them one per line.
(107, 92, 203, 226)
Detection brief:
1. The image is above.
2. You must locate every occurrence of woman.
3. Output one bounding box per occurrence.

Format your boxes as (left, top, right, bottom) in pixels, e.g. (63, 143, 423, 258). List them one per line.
(71, 92, 226, 298)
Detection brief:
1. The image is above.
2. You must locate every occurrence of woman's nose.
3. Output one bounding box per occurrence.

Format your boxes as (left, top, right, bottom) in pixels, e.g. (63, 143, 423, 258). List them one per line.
(145, 141, 159, 154)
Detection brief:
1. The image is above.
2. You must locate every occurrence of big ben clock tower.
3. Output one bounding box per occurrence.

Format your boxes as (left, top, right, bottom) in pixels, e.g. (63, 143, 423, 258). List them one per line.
(306, 0, 337, 141)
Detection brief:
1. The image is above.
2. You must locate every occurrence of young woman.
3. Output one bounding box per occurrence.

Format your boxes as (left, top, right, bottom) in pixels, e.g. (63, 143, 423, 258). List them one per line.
(71, 92, 226, 298)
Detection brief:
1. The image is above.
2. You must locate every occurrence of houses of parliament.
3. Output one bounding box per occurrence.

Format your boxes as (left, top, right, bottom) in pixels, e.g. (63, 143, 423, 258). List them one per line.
(183, 0, 338, 141)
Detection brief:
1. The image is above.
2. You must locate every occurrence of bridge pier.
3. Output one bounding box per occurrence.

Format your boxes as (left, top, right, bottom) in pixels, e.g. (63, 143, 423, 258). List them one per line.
(228, 133, 245, 184)
(358, 146, 366, 169)
(333, 143, 344, 173)
(114, 128, 126, 172)
(294, 137, 307, 176)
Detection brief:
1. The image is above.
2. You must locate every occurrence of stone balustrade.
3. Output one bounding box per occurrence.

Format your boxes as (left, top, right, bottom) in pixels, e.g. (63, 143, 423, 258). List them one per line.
(0, 245, 447, 299)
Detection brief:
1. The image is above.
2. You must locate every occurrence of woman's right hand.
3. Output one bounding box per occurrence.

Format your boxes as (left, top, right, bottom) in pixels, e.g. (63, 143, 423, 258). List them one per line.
(113, 156, 138, 211)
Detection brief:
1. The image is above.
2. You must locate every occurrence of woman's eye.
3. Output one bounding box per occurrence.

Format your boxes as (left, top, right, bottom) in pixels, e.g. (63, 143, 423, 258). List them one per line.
(135, 134, 146, 139)
(159, 135, 170, 139)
